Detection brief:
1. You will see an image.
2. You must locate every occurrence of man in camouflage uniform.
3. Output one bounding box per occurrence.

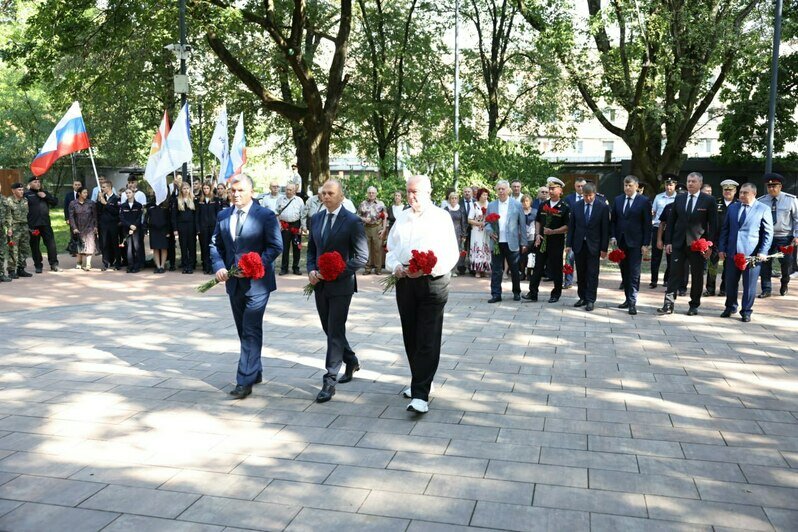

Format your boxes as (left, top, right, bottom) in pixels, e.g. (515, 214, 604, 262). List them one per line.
(6, 182, 32, 279)
(0, 182, 10, 282)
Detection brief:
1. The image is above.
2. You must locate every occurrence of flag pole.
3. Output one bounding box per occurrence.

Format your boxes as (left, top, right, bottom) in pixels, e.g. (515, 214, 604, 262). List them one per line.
(87, 147, 101, 190)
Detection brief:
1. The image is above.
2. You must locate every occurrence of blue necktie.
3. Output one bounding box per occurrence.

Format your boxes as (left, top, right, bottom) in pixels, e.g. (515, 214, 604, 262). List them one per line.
(624, 197, 631, 214)
(738, 204, 747, 225)
(771, 197, 778, 224)
(321, 212, 334, 247)
(686, 194, 695, 215)
(584, 203, 591, 221)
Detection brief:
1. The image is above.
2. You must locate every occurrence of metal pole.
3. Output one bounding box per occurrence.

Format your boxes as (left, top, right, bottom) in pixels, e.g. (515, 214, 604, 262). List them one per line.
(179, 0, 189, 184)
(453, 0, 460, 190)
(765, 0, 782, 174)
(198, 100, 204, 181)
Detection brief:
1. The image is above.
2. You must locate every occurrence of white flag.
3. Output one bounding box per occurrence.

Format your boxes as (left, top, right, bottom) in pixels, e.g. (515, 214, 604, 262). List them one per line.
(143, 111, 171, 204)
(230, 112, 246, 176)
(154, 102, 193, 182)
(208, 104, 229, 182)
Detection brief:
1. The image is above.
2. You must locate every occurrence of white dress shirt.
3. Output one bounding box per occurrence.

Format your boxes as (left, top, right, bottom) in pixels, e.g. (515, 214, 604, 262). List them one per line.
(261, 193, 282, 211)
(497, 198, 510, 243)
(230, 201, 254, 241)
(386, 203, 460, 277)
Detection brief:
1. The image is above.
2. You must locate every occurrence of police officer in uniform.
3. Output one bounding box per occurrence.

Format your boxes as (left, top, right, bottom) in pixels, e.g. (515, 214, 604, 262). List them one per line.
(524, 177, 571, 303)
(6, 183, 32, 279)
(757, 173, 798, 297)
(705, 179, 739, 297)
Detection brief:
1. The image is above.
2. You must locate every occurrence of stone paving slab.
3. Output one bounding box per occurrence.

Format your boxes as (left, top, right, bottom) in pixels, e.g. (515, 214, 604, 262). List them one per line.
(0, 261, 797, 530)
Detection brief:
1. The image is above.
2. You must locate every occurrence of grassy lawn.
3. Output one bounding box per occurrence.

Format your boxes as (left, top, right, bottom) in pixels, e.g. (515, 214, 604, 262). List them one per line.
(50, 212, 71, 253)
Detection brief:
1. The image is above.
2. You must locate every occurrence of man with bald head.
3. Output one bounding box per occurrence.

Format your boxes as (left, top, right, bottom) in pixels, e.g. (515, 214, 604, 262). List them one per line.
(307, 180, 369, 402)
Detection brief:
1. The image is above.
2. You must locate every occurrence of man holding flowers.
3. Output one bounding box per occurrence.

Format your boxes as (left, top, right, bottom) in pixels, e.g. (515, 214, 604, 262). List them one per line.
(306, 180, 369, 403)
(485, 180, 527, 303)
(210, 174, 283, 399)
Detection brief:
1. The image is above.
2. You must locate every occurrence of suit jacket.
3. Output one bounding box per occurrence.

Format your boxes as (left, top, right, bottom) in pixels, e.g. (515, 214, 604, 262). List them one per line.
(63, 190, 78, 220)
(307, 207, 368, 297)
(567, 199, 610, 255)
(611, 194, 652, 249)
(665, 192, 717, 250)
(485, 198, 526, 251)
(718, 201, 773, 257)
(210, 202, 283, 296)
(459, 198, 475, 221)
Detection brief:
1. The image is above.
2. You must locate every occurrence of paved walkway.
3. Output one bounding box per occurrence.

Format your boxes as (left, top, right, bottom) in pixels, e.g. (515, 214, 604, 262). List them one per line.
(0, 256, 797, 531)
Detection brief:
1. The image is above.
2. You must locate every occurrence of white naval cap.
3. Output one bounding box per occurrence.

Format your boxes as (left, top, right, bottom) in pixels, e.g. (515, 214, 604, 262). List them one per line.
(546, 177, 565, 187)
(720, 179, 739, 189)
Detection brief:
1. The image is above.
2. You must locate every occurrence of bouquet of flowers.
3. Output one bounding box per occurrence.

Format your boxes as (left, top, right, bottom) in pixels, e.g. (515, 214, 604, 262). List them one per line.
(690, 238, 713, 258)
(484, 213, 501, 254)
(6, 237, 14, 248)
(31, 229, 41, 237)
(289, 226, 302, 249)
(734, 251, 784, 271)
(378, 211, 386, 220)
(196, 251, 265, 293)
(380, 249, 438, 293)
(562, 264, 574, 275)
(539, 204, 561, 253)
(279, 220, 289, 231)
(779, 245, 795, 256)
(608, 248, 626, 263)
(303, 251, 347, 298)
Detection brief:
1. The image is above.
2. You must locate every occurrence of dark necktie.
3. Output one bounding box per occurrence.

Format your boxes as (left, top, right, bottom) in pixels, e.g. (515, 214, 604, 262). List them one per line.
(235, 209, 245, 240)
(739, 204, 748, 225)
(584, 203, 591, 221)
(771, 197, 778, 224)
(686, 194, 695, 215)
(321, 212, 334, 247)
(624, 197, 631, 214)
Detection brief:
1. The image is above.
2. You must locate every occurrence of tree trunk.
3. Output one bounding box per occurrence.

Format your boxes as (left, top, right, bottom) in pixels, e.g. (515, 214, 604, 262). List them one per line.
(305, 121, 331, 195)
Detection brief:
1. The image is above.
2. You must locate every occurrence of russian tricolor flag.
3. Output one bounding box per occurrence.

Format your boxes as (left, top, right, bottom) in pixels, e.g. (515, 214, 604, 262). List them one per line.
(228, 112, 246, 181)
(31, 102, 91, 176)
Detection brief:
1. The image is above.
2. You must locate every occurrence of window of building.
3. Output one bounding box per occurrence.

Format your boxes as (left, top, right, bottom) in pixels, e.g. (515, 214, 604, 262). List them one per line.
(574, 141, 584, 154)
(602, 141, 615, 153)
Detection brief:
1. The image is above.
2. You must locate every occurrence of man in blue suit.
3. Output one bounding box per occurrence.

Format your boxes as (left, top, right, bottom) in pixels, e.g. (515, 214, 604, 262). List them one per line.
(210, 174, 283, 399)
(485, 180, 527, 302)
(611, 175, 652, 315)
(307, 180, 369, 403)
(566, 183, 609, 311)
(718, 183, 773, 322)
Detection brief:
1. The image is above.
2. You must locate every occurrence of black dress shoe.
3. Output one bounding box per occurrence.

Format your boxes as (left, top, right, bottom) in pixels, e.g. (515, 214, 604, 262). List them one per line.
(279, 270, 288, 276)
(17, 268, 32, 278)
(585, 302, 594, 311)
(628, 305, 637, 315)
(548, 297, 559, 303)
(521, 292, 536, 301)
(718, 290, 726, 297)
(488, 296, 502, 303)
(648, 282, 658, 289)
(720, 309, 732, 318)
(780, 284, 789, 296)
(254, 372, 263, 384)
(574, 299, 586, 307)
(656, 305, 673, 315)
(513, 294, 521, 301)
(293, 269, 302, 275)
(229, 384, 252, 399)
(758, 292, 771, 299)
(34, 266, 43, 273)
(678, 289, 687, 297)
(686, 306, 698, 316)
(618, 301, 629, 309)
(741, 315, 751, 322)
(339, 362, 360, 384)
(50, 265, 61, 272)
(316, 383, 336, 403)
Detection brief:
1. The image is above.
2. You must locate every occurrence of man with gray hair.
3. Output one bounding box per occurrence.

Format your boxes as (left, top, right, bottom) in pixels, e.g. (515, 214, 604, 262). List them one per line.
(210, 173, 283, 399)
(358, 185, 387, 274)
(485, 179, 527, 302)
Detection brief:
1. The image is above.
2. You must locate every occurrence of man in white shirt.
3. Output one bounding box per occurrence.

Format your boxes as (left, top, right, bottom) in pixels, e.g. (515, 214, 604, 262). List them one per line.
(484, 180, 527, 302)
(261, 181, 283, 211)
(386, 175, 459, 414)
(649, 174, 678, 288)
(276, 183, 305, 274)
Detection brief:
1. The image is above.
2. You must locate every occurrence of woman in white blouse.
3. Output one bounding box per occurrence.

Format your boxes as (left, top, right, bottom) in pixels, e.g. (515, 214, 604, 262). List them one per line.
(468, 187, 491, 277)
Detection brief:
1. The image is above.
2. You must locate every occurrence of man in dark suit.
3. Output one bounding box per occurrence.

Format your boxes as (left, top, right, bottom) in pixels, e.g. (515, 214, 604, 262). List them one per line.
(718, 183, 773, 322)
(63, 180, 83, 258)
(210, 174, 283, 399)
(611, 175, 652, 315)
(566, 183, 609, 311)
(307, 180, 369, 403)
(657, 172, 718, 315)
(459, 187, 475, 274)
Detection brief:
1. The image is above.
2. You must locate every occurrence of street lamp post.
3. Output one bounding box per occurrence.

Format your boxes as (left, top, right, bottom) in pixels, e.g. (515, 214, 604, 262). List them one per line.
(453, 0, 460, 191)
(765, 0, 783, 174)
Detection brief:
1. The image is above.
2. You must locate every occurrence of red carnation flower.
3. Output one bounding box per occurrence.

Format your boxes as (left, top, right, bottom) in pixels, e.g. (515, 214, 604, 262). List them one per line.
(734, 253, 748, 271)
(31, 229, 41, 237)
(290, 227, 300, 235)
(378, 211, 386, 220)
(608, 249, 626, 263)
(279, 220, 289, 231)
(7, 241, 14, 247)
(690, 238, 713, 253)
(408, 249, 438, 275)
(318, 251, 347, 281)
(562, 264, 574, 275)
(484, 213, 500, 224)
(237, 252, 266, 280)
(481, 206, 487, 215)
(779, 245, 795, 256)
(459, 250, 467, 258)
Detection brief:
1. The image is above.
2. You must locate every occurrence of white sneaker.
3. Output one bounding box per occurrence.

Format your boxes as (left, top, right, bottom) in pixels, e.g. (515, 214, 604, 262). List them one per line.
(402, 382, 434, 398)
(406, 398, 429, 413)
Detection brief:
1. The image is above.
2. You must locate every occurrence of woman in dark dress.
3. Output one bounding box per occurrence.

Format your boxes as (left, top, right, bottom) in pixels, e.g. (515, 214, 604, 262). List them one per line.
(146, 197, 171, 273)
(196, 181, 221, 274)
(68, 187, 97, 271)
(443, 191, 467, 276)
(171, 182, 197, 274)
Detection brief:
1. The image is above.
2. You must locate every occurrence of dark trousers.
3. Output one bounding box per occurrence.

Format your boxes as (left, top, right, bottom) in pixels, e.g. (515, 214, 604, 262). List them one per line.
(650, 226, 670, 285)
(167, 232, 177, 268)
(665, 247, 705, 308)
(396, 275, 449, 401)
(490, 242, 521, 297)
(98, 223, 118, 268)
(126, 230, 143, 268)
(229, 288, 269, 386)
(198, 225, 215, 272)
(574, 246, 600, 303)
(177, 223, 197, 270)
(705, 248, 726, 293)
(528, 238, 565, 298)
(315, 289, 356, 386)
(760, 236, 792, 292)
(724, 258, 760, 317)
(619, 245, 643, 304)
(460, 228, 471, 274)
(30, 225, 58, 267)
(280, 223, 301, 272)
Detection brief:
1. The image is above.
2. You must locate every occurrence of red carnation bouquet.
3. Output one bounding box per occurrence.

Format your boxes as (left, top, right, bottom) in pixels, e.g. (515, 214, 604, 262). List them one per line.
(562, 264, 574, 275)
(539, 204, 561, 253)
(303, 251, 347, 298)
(484, 212, 501, 254)
(381, 249, 438, 293)
(734, 253, 749, 271)
(31, 229, 41, 237)
(378, 211, 386, 220)
(690, 238, 713, 256)
(279, 220, 289, 231)
(734, 251, 785, 271)
(6, 237, 14, 247)
(608, 248, 626, 263)
(780, 245, 795, 256)
(196, 251, 265, 293)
